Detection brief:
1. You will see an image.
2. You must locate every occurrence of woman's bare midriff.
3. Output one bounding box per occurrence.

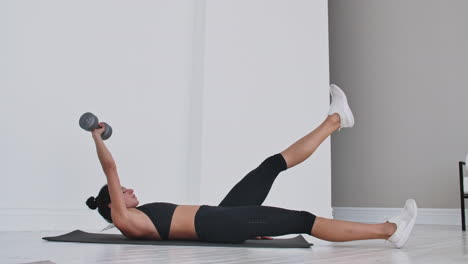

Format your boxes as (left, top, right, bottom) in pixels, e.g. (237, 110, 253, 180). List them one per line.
(125, 205, 201, 241)
(168, 205, 201, 240)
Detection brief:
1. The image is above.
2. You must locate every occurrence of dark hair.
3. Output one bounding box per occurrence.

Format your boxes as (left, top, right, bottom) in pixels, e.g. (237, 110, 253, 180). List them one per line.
(86, 184, 113, 223)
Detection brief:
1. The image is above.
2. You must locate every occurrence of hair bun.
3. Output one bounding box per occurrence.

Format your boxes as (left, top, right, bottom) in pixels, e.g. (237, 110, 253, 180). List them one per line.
(86, 196, 98, 210)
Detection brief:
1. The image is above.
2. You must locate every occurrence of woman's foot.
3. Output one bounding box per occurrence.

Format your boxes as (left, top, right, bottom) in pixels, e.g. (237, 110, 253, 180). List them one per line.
(386, 199, 418, 248)
(328, 84, 354, 129)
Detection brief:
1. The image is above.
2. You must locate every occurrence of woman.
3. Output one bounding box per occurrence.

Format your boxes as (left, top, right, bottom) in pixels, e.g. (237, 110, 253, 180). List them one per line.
(86, 84, 417, 248)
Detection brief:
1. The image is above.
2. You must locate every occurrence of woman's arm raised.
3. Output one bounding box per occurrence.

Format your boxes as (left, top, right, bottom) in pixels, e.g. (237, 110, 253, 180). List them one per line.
(92, 124, 129, 226)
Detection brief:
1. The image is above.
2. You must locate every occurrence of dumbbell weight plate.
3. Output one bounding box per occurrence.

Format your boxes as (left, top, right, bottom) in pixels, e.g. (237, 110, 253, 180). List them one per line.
(101, 122, 113, 140)
(79, 112, 99, 131)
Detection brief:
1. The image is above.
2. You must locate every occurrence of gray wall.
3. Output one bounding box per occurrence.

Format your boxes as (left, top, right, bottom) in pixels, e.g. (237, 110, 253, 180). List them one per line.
(329, 0, 468, 208)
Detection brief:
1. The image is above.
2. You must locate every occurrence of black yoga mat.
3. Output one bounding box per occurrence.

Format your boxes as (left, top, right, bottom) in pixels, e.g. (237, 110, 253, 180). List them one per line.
(43, 230, 313, 248)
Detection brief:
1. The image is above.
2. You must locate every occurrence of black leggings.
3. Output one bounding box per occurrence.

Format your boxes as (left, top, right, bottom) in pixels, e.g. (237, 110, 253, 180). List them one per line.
(194, 153, 316, 243)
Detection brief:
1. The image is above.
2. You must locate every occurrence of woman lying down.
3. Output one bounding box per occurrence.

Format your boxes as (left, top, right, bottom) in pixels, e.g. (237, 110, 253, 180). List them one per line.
(86, 84, 417, 248)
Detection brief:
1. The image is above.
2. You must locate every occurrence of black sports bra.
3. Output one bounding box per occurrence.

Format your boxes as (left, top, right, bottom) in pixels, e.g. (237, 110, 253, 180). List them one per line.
(136, 202, 178, 240)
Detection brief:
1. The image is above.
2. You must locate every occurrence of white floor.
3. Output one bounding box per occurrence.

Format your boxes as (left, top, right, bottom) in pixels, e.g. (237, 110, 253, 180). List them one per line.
(1, 225, 467, 264)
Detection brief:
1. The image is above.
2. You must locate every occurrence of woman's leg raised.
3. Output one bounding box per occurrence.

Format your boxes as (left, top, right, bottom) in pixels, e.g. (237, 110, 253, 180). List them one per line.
(280, 114, 340, 169)
(218, 153, 288, 207)
(219, 84, 351, 205)
(281, 83, 355, 169)
(219, 114, 340, 207)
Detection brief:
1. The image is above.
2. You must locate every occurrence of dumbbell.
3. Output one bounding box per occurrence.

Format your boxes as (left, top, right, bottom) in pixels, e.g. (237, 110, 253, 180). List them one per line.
(79, 112, 113, 140)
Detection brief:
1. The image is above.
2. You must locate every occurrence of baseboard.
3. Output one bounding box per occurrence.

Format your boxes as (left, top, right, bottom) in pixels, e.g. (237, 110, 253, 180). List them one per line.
(0, 208, 110, 232)
(333, 207, 467, 226)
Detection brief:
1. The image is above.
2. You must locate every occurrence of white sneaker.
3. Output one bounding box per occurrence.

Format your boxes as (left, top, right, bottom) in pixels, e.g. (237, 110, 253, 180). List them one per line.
(328, 84, 354, 129)
(386, 199, 418, 249)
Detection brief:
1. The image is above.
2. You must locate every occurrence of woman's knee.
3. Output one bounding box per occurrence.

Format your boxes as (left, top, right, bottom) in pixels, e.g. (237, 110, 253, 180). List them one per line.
(260, 153, 288, 172)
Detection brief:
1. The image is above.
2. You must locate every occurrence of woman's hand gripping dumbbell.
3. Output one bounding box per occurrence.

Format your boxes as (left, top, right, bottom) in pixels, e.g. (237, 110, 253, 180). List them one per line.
(79, 112, 113, 140)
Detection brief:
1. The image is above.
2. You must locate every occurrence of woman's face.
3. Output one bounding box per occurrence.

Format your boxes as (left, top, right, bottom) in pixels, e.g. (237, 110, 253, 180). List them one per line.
(121, 186, 139, 208)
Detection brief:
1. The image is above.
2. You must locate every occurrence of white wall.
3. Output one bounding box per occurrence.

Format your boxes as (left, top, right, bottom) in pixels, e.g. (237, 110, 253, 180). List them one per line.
(199, 0, 332, 220)
(1, 0, 196, 230)
(0, 0, 331, 232)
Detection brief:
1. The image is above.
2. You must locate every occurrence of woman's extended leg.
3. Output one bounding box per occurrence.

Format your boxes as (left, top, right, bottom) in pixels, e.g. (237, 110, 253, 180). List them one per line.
(280, 113, 340, 169)
(281, 83, 354, 169)
(311, 217, 396, 242)
(195, 206, 397, 244)
(219, 114, 340, 207)
(219, 84, 352, 206)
